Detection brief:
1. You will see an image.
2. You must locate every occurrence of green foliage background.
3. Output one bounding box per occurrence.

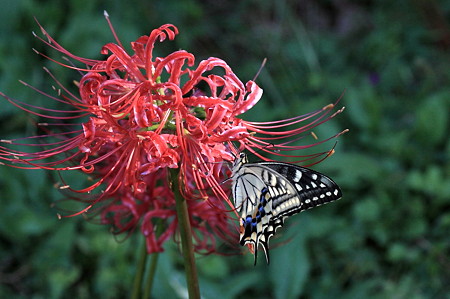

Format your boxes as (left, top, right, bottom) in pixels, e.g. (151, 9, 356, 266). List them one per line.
(0, 0, 449, 298)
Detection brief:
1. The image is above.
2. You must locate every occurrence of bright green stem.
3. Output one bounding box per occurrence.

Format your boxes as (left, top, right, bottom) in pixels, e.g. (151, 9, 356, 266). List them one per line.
(131, 239, 149, 299)
(169, 168, 201, 299)
(131, 220, 165, 299)
(142, 250, 160, 299)
(142, 218, 165, 298)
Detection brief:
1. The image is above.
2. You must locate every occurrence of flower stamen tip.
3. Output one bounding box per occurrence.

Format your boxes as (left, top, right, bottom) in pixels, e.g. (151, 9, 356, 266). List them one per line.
(338, 129, 350, 137)
(323, 103, 335, 110)
(1, 139, 12, 144)
(311, 132, 318, 140)
(59, 185, 70, 190)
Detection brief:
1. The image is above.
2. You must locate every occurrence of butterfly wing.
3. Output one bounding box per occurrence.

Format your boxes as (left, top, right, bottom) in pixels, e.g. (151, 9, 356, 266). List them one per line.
(258, 161, 342, 213)
(233, 162, 303, 264)
(232, 159, 342, 265)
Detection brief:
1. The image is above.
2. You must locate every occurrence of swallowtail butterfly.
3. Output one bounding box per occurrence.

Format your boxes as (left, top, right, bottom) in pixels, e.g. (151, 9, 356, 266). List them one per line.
(231, 152, 342, 265)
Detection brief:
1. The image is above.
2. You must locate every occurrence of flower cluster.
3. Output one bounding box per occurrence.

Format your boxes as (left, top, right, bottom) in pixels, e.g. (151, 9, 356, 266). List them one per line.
(0, 16, 345, 254)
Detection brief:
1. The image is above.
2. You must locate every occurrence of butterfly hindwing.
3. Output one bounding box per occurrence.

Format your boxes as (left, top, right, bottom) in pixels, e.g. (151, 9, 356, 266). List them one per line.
(233, 162, 299, 264)
(231, 153, 342, 265)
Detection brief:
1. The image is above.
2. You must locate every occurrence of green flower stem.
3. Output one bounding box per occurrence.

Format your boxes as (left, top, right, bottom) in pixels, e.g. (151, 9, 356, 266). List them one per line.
(169, 167, 201, 299)
(131, 239, 149, 299)
(131, 219, 165, 299)
(142, 218, 165, 298)
(142, 250, 160, 299)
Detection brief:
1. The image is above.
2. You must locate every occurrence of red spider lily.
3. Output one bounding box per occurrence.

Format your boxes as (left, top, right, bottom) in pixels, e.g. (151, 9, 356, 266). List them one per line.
(0, 15, 345, 254)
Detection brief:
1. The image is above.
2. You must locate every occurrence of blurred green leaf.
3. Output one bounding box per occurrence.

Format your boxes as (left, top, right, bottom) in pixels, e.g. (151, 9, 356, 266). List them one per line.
(407, 166, 450, 200)
(270, 233, 310, 299)
(353, 197, 380, 222)
(329, 152, 383, 186)
(415, 91, 449, 146)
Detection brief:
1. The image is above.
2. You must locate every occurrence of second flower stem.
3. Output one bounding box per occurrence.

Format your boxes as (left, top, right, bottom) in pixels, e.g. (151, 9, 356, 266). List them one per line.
(170, 168, 200, 299)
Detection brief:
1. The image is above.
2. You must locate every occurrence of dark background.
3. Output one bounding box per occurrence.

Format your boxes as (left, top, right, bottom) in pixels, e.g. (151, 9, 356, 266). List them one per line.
(0, 0, 449, 298)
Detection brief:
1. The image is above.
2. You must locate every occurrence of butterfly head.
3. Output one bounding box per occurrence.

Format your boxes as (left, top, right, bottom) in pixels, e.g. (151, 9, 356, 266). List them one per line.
(232, 152, 248, 166)
(231, 152, 248, 177)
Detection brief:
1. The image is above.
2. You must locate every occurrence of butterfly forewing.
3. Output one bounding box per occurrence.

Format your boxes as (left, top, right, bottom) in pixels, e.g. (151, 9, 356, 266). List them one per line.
(258, 161, 342, 212)
(231, 153, 342, 265)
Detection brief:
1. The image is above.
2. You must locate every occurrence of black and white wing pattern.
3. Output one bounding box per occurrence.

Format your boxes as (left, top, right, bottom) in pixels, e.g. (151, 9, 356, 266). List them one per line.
(231, 152, 342, 265)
